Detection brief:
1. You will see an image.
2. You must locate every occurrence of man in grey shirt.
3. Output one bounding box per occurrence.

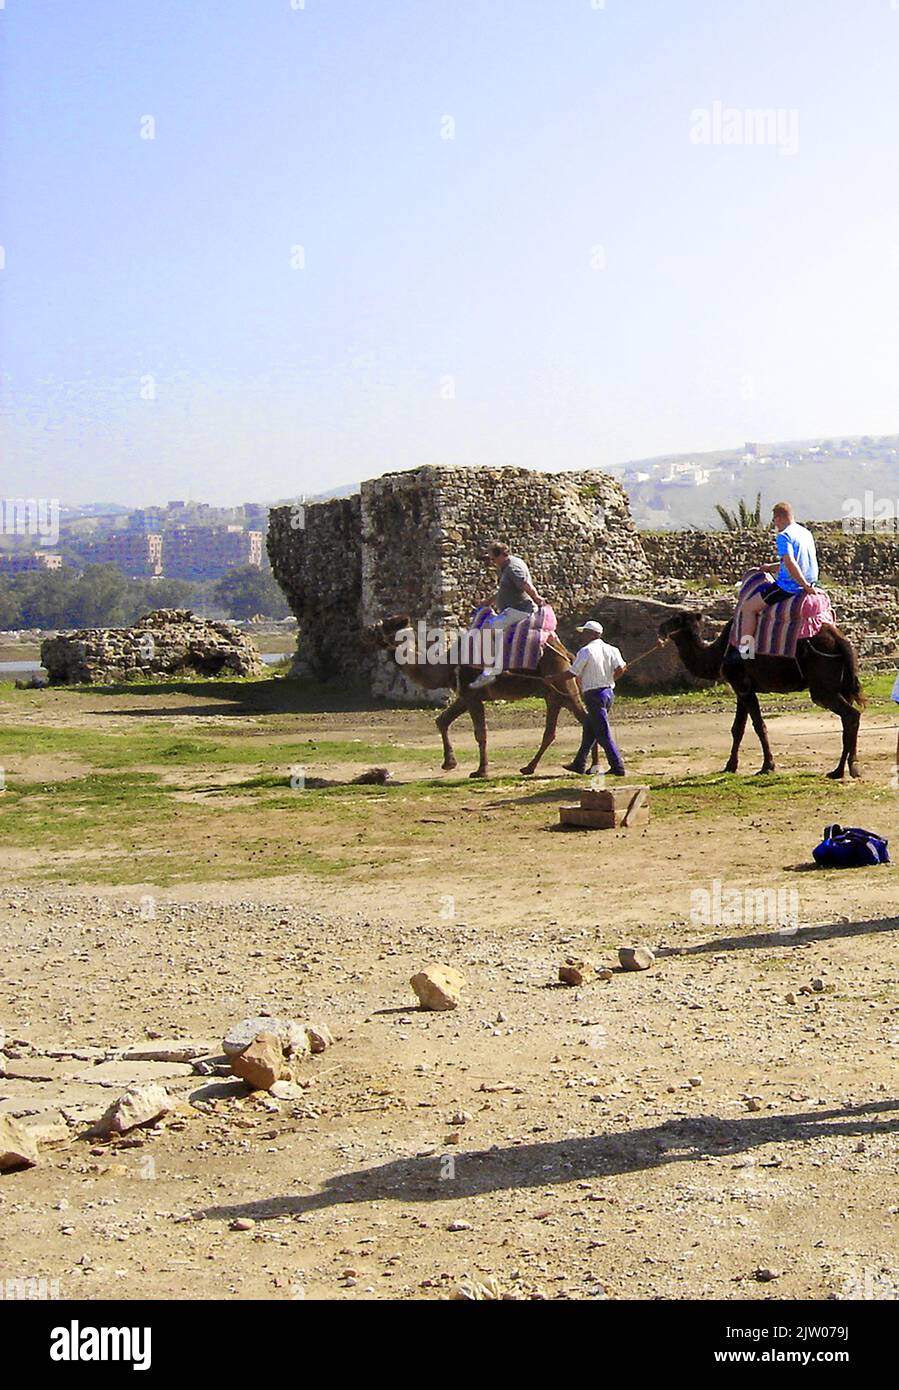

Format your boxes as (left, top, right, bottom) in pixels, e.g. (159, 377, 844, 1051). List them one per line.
(470, 542, 546, 689)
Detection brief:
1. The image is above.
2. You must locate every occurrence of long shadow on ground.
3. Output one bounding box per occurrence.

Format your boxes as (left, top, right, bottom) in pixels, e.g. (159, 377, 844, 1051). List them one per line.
(200, 1100, 899, 1224)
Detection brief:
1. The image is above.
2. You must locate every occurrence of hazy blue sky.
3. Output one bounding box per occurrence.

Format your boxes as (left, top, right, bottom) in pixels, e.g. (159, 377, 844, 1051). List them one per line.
(3, 0, 899, 505)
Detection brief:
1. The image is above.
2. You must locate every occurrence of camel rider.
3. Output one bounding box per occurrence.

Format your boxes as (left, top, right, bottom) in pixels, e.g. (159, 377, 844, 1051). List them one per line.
(469, 542, 547, 690)
(738, 502, 819, 653)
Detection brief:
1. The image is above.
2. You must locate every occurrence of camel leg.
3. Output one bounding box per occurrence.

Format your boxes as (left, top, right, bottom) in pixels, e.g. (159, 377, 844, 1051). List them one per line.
(814, 692, 861, 780)
(724, 694, 749, 773)
(435, 694, 468, 771)
(468, 698, 489, 779)
(744, 689, 775, 774)
(520, 694, 562, 775)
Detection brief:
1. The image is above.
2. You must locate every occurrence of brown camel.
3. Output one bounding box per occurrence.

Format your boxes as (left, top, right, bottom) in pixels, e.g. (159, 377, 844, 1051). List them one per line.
(367, 613, 596, 778)
(658, 611, 864, 779)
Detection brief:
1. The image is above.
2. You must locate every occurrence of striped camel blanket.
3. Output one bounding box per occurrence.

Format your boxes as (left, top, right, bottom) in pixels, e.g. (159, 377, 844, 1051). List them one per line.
(730, 570, 835, 659)
(470, 604, 558, 673)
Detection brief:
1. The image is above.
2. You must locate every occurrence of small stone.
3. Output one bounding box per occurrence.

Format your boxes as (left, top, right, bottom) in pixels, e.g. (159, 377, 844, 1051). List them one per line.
(222, 1016, 308, 1058)
(810, 978, 825, 993)
(304, 1022, 334, 1055)
(0, 1114, 39, 1171)
(785, 992, 798, 1005)
(596, 968, 614, 983)
(744, 1096, 763, 1112)
(229, 1033, 290, 1091)
(687, 1075, 703, 1088)
(754, 1267, 782, 1282)
(447, 1220, 473, 1232)
(410, 965, 466, 1011)
(89, 1084, 172, 1137)
(269, 1079, 306, 1101)
(559, 959, 594, 987)
(448, 1111, 472, 1126)
(230, 1218, 255, 1231)
(618, 946, 655, 972)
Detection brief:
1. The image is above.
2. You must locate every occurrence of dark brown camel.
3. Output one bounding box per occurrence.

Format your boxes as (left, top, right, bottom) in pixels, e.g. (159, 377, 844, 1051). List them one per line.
(367, 613, 596, 778)
(659, 611, 864, 779)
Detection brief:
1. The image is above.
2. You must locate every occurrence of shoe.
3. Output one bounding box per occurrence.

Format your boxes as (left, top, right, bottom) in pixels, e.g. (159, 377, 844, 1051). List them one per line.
(609, 767, 626, 777)
(468, 671, 497, 690)
(562, 762, 589, 775)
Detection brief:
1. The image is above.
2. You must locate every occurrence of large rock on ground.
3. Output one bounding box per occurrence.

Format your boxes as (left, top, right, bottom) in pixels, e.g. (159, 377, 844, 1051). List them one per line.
(90, 1084, 173, 1137)
(0, 1114, 39, 1170)
(223, 1016, 310, 1058)
(410, 965, 467, 1011)
(590, 594, 721, 691)
(229, 1033, 291, 1091)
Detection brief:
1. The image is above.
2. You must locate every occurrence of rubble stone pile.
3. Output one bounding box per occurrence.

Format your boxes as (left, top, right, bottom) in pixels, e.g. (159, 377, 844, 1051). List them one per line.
(40, 609, 265, 684)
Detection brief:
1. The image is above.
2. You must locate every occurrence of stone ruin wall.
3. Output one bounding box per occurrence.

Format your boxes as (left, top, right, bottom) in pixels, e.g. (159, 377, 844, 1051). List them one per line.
(269, 465, 650, 699)
(268, 468, 899, 696)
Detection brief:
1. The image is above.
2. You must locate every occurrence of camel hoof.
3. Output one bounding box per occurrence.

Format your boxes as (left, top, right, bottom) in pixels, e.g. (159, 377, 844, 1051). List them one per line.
(469, 769, 488, 780)
(849, 765, 861, 779)
(723, 763, 738, 774)
(756, 765, 775, 776)
(442, 759, 458, 771)
(519, 765, 536, 776)
(826, 767, 846, 780)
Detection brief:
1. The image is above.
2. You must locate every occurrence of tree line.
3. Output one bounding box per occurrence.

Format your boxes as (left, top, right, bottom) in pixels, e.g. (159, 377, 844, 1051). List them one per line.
(0, 564, 291, 629)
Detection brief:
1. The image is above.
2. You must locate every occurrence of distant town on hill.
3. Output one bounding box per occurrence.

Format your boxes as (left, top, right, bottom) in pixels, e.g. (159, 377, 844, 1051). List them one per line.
(4, 433, 899, 585)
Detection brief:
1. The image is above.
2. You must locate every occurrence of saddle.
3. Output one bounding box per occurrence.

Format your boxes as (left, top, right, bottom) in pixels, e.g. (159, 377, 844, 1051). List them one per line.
(469, 604, 558, 673)
(730, 570, 835, 660)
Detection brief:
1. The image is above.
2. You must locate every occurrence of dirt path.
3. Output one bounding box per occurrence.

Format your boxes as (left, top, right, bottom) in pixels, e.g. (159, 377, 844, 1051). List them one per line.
(1, 690, 897, 1301)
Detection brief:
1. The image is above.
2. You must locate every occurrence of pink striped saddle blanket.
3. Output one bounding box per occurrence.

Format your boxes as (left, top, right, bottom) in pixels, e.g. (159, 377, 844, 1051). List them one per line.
(730, 570, 835, 659)
(470, 604, 558, 672)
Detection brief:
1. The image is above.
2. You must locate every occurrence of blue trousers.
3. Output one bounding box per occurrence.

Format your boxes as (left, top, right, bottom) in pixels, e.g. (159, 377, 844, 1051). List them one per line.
(572, 686, 625, 774)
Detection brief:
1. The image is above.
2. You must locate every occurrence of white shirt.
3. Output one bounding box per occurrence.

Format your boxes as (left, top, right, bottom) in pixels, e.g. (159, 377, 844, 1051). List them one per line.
(570, 638, 625, 691)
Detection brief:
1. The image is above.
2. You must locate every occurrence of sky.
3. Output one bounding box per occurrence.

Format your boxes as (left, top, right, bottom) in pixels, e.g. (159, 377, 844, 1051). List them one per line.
(2, 0, 899, 506)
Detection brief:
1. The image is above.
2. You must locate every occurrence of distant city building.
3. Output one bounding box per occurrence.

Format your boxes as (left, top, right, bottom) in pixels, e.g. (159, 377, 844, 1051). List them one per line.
(162, 525, 263, 580)
(78, 531, 163, 577)
(0, 551, 63, 574)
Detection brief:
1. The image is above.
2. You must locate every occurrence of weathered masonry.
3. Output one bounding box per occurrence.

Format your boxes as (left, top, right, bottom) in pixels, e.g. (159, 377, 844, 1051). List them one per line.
(268, 465, 649, 699)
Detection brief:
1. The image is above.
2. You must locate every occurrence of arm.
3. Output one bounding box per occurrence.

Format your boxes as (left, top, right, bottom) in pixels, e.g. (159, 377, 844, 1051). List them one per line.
(781, 551, 814, 592)
(521, 577, 547, 605)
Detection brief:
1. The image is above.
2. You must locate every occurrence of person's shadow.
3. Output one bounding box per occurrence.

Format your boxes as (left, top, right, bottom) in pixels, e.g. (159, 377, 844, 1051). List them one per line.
(199, 1098, 899, 1225)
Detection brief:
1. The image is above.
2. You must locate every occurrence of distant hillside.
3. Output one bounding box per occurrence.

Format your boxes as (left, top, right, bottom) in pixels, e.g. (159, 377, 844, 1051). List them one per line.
(606, 434, 899, 530)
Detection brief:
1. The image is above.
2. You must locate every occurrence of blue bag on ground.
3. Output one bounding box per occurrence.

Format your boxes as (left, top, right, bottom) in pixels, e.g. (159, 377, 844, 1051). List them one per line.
(812, 824, 890, 868)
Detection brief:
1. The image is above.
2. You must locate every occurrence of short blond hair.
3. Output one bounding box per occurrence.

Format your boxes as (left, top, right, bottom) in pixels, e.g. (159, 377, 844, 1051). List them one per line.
(772, 502, 793, 521)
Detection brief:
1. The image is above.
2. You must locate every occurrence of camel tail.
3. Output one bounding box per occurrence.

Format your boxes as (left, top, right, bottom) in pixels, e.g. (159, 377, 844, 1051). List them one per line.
(833, 630, 866, 707)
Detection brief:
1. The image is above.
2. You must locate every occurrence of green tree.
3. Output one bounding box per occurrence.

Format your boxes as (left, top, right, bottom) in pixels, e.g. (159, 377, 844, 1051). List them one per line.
(69, 564, 130, 626)
(715, 493, 763, 531)
(214, 565, 290, 620)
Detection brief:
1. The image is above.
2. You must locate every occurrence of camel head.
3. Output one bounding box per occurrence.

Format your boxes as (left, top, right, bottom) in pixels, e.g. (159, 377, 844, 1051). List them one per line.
(658, 610, 702, 642)
(363, 613, 414, 652)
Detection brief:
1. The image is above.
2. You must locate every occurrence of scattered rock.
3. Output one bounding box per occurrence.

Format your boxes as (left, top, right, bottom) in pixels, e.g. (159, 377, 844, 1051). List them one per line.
(559, 959, 594, 987)
(229, 1033, 290, 1091)
(754, 1267, 783, 1283)
(121, 1040, 216, 1064)
(410, 965, 466, 1011)
(785, 992, 798, 1005)
(230, 1218, 255, 1232)
(73, 1060, 195, 1087)
(89, 1084, 172, 1137)
(447, 1220, 473, 1232)
(618, 946, 655, 972)
(223, 1016, 309, 1058)
(0, 1114, 39, 1171)
(687, 1075, 703, 1088)
(596, 968, 614, 983)
(269, 1079, 306, 1101)
(304, 1023, 334, 1054)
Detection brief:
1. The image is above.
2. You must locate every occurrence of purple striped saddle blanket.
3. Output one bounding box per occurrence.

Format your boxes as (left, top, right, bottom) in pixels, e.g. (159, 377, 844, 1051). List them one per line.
(470, 604, 558, 672)
(730, 570, 835, 659)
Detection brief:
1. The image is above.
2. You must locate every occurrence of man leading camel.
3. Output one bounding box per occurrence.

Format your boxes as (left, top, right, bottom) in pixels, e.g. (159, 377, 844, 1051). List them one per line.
(738, 502, 819, 654)
(469, 542, 547, 689)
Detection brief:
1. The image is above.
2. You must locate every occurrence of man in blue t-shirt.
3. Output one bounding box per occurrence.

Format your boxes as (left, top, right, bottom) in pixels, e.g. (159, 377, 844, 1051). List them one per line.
(741, 502, 818, 649)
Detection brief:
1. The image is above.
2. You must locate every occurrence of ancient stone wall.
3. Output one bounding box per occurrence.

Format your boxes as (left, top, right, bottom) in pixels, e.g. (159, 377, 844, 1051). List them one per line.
(270, 465, 649, 700)
(641, 525, 899, 587)
(41, 610, 265, 684)
(267, 496, 362, 681)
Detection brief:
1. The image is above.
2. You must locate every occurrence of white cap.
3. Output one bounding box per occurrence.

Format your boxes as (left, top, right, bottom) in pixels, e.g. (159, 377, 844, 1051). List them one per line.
(577, 620, 604, 636)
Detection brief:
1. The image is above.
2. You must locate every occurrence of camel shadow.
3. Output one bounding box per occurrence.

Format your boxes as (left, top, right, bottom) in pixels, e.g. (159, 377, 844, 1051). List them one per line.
(199, 1099, 899, 1224)
(657, 913, 899, 958)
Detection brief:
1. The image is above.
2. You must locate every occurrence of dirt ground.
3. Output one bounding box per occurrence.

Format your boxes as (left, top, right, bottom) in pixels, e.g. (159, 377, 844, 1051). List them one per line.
(1, 680, 898, 1301)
